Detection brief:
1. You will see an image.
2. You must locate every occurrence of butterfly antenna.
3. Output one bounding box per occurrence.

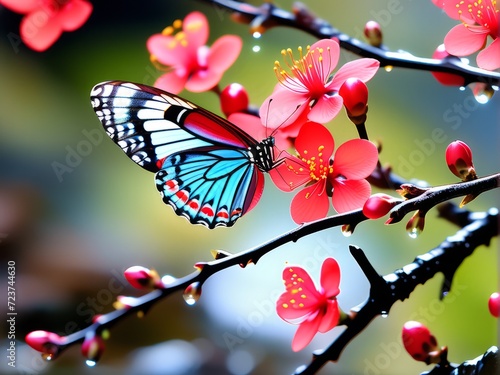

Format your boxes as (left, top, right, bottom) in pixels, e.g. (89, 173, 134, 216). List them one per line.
(264, 98, 301, 138)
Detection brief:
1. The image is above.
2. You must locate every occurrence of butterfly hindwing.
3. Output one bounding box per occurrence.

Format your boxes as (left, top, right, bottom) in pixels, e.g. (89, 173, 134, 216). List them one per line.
(156, 147, 264, 228)
(90, 81, 274, 228)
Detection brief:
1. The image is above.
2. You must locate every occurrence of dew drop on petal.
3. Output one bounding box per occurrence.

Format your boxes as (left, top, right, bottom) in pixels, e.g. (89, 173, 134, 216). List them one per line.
(384, 65, 393, 72)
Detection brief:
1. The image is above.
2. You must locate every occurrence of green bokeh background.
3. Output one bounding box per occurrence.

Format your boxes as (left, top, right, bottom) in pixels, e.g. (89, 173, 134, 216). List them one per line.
(0, 1, 498, 374)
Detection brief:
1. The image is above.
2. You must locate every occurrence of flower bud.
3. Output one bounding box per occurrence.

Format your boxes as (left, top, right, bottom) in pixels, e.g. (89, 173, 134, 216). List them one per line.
(81, 333, 105, 364)
(364, 21, 383, 47)
(362, 193, 402, 220)
(124, 266, 161, 290)
(25, 331, 66, 358)
(220, 83, 249, 117)
(431, 45, 465, 87)
(445, 140, 477, 181)
(489, 292, 500, 318)
(402, 321, 440, 364)
(339, 78, 369, 124)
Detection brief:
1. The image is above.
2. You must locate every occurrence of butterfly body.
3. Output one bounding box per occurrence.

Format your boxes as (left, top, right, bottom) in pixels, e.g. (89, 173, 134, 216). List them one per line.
(90, 81, 277, 228)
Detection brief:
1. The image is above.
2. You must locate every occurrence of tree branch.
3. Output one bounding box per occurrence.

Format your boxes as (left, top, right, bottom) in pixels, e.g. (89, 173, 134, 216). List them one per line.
(200, 0, 500, 86)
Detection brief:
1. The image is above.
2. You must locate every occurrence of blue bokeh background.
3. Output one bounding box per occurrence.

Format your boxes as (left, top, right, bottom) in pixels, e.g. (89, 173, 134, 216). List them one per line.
(0, 1, 498, 374)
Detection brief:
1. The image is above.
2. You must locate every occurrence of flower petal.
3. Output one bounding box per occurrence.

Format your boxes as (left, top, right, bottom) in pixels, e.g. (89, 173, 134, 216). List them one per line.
(295, 122, 334, 159)
(277, 265, 321, 321)
(477, 38, 500, 71)
(291, 313, 322, 352)
(0, 0, 39, 13)
(291, 182, 330, 223)
(329, 58, 380, 91)
(207, 35, 242, 73)
(308, 39, 340, 81)
(58, 0, 92, 31)
(444, 24, 488, 56)
(331, 178, 371, 213)
(154, 71, 188, 94)
(20, 10, 61, 51)
(317, 299, 340, 333)
(183, 11, 209, 47)
(320, 258, 340, 298)
(185, 68, 223, 92)
(333, 139, 378, 179)
(147, 34, 193, 67)
(307, 94, 343, 123)
(259, 87, 309, 128)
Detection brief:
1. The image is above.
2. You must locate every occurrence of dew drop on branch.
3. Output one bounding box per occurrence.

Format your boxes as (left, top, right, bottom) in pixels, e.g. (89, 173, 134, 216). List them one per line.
(183, 282, 202, 306)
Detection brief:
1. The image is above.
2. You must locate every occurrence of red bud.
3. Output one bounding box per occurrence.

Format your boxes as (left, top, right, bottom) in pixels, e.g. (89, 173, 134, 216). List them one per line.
(362, 193, 401, 220)
(339, 78, 369, 119)
(364, 21, 383, 47)
(445, 140, 476, 181)
(489, 292, 500, 318)
(402, 321, 440, 364)
(220, 83, 249, 117)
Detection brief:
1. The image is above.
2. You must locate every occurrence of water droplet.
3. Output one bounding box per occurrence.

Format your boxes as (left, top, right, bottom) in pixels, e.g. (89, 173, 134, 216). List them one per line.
(459, 86, 466, 91)
(408, 227, 420, 239)
(341, 224, 352, 237)
(460, 57, 470, 65)
(384, 65, 393, 72)
(252, 31, 261, 39)
(381, 312, 388, 318)
(42, 353, 53, 361)
(86, 360, 97, 367)
(252, 45, 261, 53)
(183, 282, 201, 305)
(473, 85, 494, 104)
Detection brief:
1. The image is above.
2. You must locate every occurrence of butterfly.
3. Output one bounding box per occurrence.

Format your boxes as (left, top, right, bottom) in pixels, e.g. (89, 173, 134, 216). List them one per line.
(90, 81, 280, 228)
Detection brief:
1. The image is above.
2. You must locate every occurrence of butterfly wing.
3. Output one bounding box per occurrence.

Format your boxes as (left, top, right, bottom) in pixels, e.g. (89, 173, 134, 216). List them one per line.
(90, 81, 268, 228)
(90, 81, 258, 172)
(156, 147, 264, 228)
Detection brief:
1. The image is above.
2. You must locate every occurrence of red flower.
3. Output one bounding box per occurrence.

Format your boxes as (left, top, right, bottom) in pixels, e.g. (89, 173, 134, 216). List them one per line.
(434, 0, 500, 70)
(270, 122, 378, 223)
(259, 39, 379, 129)
(0, 0, 92, 52)
(147, 11, 242, 94)
(277, 258, 341, 352)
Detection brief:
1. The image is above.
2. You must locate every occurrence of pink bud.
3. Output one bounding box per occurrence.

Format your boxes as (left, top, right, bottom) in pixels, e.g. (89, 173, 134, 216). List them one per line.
(431, 45, 465, 87)
(364, 21, 383, 46)
(445, 140, 476, 181)
(25, 331, 66, 357)
(220, 83, 249, 117)
(489, 292, 500, 318)
(81, 333, 105, 363)
(362, 193, 401, 220)
(124, 266, 161, 289)
(402, 321, 440, 364)
(339, 78, 369, 119)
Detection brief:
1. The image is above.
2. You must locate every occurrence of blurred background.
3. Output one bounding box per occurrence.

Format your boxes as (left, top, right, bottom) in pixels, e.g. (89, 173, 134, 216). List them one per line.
(0, 0, 498, 374)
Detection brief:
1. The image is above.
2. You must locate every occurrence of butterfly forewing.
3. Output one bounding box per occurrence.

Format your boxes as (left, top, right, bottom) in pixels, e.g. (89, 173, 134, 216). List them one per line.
(90, 81, 274, 228)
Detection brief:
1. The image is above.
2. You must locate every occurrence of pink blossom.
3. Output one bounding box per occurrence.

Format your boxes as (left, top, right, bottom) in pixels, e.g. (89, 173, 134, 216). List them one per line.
(0, 0, 92, 51)
(147, 11, 242, 94)
(259, 39, 379, 128)
(270, 122, 379, 224)
(434, 0, 500, 70)
(277, 258, 341, 352)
